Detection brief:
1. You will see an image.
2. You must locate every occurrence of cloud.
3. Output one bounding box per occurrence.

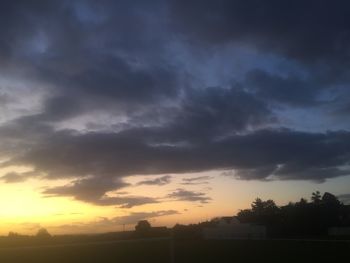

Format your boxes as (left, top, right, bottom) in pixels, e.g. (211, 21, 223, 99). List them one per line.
(245, 69, 327, 107)
(181, 176, 213, 185)
(0, 94, 13, 105)
(112, 210, 179, 225)
(0, 171, 39, 183)
(43, 177, 129, 201)
(337, 194, 350, 204)
(0, 0, 350, 209)
(51, 210, 179, 233)
(1, 172, 29, 183)
(113, 197, 159, 209)
(0, 0, 179, 120)
(43, 177, 159, 208)
(171, 87, 274, 141)
(0, 125, 349, 209)
(182, 176, 212, 182)
(168, 188, 211, 203)
(20, 222, 42, 231)
(169, 0, 350, 117)
(136, 175, 172, 186)
(169, 0, 350, 65)
(6, 127, 350, 183)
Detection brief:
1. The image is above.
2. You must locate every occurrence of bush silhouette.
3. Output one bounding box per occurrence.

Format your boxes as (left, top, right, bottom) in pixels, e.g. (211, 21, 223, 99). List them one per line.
(36, 228, 51, 238)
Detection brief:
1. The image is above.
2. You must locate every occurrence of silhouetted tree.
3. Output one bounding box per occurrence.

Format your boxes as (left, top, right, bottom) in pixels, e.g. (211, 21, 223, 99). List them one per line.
(135, 220, 151, 236)
(173, 221, 214, 239)
(36, 228, 51, 238)
(311, 191, 321, 204)
(8, 231, 20, 238)
(319, 192, 342, 229)
(237, 192, 348, 238)
(252, 198, 280, 225)
(236, 209, 255, 223)
(322, 192, 341, 206)
(297, 198, 308, 206)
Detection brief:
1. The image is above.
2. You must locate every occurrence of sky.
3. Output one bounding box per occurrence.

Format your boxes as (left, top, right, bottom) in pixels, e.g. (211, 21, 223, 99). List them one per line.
(1, 0, 350, 235)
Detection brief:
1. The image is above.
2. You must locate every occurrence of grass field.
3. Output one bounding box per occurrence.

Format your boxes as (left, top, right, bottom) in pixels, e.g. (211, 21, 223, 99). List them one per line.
(0, 238, 348, 263)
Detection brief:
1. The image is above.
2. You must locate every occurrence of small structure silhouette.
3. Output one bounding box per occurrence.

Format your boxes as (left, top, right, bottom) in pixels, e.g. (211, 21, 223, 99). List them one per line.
(202, 216, 266, 239)
(135, 220, 169, 237)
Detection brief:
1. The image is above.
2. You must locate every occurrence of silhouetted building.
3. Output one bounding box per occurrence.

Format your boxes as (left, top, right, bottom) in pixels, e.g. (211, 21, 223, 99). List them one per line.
(149, 226, 168, 235)
(203, 217, 266, 239)
(328, 227, 350, 237)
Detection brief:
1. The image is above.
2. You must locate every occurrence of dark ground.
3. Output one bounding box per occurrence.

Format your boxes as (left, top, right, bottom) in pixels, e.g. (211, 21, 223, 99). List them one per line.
(0, 238, 348, 263)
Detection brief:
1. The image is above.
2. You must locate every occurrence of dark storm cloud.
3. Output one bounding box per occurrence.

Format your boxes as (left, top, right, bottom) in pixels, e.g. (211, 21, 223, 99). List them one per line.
(170, 0, 350, 64)
(245, 69, 324, 107)
(169, 0, 350, 111)
(5, 127, 350, 184)
(1, 0, 350, 208)
(115, 86, 274, 144)
(136, 175, 172, 186)
(42, 177, 129, 202)
(43, 176, 159, 208)
(66, 56, 178, 103)
(0, 0, 179, 122)
(171, 87, 273, 141)
(37, 55, 180, 122)
(0, 0, 348, 121)
(38, 96, 84, 122)
(167, 188, 211, 203)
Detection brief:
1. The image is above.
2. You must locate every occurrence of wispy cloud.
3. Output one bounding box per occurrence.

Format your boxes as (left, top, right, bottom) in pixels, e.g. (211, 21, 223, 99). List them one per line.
(43, 177, 158, 208)
(181, 176, 213, 185)
(136, 175, 172, 186)
(167, 188, 211, 204)
(0, 171, 38, 183)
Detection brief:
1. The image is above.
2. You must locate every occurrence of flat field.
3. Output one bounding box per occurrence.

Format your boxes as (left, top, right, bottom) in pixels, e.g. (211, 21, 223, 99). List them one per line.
(0, 238, 348, 263)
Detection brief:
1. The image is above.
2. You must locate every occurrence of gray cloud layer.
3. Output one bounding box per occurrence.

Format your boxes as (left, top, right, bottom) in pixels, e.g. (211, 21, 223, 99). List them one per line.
(337, 194, 350, 205)
(1, 0, 350, 207)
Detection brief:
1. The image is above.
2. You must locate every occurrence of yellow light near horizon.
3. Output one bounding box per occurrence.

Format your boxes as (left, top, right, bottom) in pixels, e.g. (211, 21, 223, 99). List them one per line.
(2, 168, 347, 236)
(0, 177, 120, 235)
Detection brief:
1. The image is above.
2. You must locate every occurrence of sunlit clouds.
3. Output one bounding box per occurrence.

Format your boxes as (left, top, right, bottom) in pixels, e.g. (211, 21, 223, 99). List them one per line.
(0, 0, 350, 234)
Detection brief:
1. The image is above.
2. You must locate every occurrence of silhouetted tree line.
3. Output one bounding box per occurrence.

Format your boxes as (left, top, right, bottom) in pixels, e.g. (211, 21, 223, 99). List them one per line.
(5, 192, 349, 243)
(237, 191, 350, 238)
(173, 221, 215, 240)
(170, 191, 350, 239)
(134, 220, 169, 238)
(7, 228, 51, 239)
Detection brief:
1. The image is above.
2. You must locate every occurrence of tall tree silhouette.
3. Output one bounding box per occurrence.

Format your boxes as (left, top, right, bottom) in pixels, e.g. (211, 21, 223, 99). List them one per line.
(311, 191, 321, 204)
(237, 192, 348, 238)
(135, 220, 151, 236)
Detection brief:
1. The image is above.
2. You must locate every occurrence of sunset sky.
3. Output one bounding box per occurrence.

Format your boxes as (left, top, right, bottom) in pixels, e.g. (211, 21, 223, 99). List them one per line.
(1, 0, 350, 235)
